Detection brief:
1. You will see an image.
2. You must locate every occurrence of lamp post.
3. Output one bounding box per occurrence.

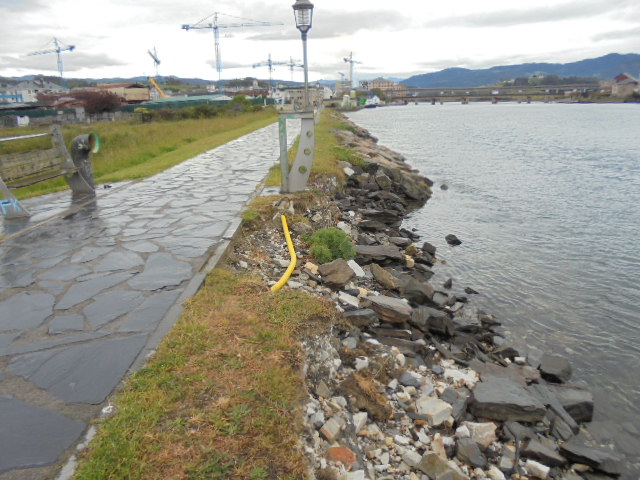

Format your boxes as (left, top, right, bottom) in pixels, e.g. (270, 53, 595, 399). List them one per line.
(293, 0, 314, 110)
(279, 0, 315, 193)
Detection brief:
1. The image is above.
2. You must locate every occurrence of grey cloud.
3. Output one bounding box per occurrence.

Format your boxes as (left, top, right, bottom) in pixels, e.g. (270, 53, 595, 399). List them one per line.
(592, 26, 640, 42)
(1, 51, 126, 73)
(423, 0, 637, 28)
(248, 9, 408, 41)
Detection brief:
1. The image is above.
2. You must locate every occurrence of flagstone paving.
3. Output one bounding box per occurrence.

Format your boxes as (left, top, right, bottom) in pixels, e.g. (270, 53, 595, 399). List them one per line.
(0, 120, 298, 479)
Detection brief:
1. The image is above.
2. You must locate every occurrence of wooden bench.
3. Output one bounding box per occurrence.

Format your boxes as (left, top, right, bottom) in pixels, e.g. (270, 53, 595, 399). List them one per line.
(0, 125, 99, 219)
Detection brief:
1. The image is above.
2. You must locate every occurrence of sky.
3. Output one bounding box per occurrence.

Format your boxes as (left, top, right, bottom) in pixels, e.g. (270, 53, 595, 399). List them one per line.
(0, 0, 639, 84)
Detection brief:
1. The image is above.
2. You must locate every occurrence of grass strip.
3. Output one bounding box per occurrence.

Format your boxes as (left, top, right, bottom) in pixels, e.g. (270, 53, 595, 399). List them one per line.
(264, 109, 363, 187)
(2, 110, 277, 199)
(73, 269, 336, 480)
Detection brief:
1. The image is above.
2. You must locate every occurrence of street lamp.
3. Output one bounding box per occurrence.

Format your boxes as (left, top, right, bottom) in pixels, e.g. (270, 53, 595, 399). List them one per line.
(292, 0, 314, 109)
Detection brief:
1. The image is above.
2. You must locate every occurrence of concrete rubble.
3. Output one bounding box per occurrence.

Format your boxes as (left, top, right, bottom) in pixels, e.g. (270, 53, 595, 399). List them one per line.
(230, 115, 629, 479)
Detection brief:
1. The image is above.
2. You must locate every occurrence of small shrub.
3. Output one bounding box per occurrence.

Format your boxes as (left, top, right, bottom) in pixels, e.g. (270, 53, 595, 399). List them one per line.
(241, 209, 260, 226)
(308, 227, 355, 264)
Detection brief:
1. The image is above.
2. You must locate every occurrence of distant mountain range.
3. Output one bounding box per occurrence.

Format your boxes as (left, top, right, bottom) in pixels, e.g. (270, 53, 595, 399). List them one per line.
(401, 53, 640, 88)
(3, 53, 638, 90)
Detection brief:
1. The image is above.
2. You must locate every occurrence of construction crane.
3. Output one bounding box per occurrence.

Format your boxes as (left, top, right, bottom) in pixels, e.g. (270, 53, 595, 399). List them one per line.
(284, 57, 304, 82)
(182, 12, 283, 92)
(343, 52, 363, 89)
(27, 37, 75, 87)
(148, 47, 161, 76)
(252, 54, 286, 92)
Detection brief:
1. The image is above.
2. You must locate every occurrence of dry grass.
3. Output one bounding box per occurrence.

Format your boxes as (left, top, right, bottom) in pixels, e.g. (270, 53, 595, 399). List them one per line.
(73, 270, 337, 480)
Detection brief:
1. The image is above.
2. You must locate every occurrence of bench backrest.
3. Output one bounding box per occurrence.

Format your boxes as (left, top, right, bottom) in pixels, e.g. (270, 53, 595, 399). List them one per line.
(0, 125, 76, 188)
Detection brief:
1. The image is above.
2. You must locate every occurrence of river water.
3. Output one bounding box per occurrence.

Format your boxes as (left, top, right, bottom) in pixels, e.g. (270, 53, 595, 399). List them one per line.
(348, 103, 640, 470)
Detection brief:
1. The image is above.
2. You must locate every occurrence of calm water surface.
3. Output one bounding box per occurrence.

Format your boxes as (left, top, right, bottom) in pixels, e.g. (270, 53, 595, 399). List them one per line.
(348, 103, 640, 469)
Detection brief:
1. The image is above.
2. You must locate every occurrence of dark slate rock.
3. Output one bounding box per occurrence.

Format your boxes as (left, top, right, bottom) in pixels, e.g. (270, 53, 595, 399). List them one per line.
(94, 250, 145, 272)
(358, 220, 388, 232)
(389, 236, 412, 247)
(398, 371, 421, 387)
(528, 384, 579, 434)
(539, 353, 572, 383)
(56, 271, 135, 310)
(413, 252, 435, 266)
(550, 409, 578, 441)
(0, 292, 55, 330)
(470, 377, 546, 422)
(431, 364, 445, 376)
(560, 433, 623, 476)
(370, 263, 402, 290)
(363, 295, 412, 324)
(128, 253, 192, 291)
(421, 242, 436, 256)
(376, 336, 420, 356)
(0, 395, 85, 474)
(414, 263, 435, 280)
(48, 314, 85, 335)
(318, 258, 356, 289)
(451, 392, 470, 424)
(464, 287, 479, 295)
(492, 345, 521, 360)
(522, 438, 567, 466)
(8, 334, 148, 404)
(452, 313, 484, 334)
(37, 263, 91, 281)
(119, 290, 181, 333)
(371, 327, 412, 340)
(401, 278, 435, 305)
(502, 420, 536, 442)
(342, 308, 378, 328)
(431, 291, 450, 308)
(445, 234, 462, 245)
(84, 290, 146, 330)
(410, 305, 452, 335)
(456, 437, 488, 468)
(546, 384, 594, 424)
(355, 244, 404, 263)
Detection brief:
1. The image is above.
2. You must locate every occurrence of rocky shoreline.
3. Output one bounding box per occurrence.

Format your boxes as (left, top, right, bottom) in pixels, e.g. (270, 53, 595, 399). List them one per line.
(228, 113, 628, 479)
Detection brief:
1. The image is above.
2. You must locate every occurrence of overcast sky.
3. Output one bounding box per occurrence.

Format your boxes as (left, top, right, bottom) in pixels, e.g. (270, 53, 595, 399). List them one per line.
(1, 0, 639, 84)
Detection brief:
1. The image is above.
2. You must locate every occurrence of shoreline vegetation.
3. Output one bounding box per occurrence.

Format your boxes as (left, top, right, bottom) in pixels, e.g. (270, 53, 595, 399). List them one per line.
(12, 108, 627, 478)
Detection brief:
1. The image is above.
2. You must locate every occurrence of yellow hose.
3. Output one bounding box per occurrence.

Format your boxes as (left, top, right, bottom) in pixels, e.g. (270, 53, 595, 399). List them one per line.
(271, 214, 297, 292)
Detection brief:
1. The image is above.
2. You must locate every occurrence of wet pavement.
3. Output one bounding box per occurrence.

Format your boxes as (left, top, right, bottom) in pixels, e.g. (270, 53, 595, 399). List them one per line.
(0, 120, 298, 479)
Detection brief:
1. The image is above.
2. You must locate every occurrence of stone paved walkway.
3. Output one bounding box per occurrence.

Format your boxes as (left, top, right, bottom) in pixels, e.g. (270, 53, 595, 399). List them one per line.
(0, 120, 298, 479)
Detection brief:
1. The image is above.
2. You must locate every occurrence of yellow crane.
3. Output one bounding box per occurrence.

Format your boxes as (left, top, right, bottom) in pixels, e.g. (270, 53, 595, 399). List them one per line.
(146, 48, 168, 98)
(148, 76, 168, 99)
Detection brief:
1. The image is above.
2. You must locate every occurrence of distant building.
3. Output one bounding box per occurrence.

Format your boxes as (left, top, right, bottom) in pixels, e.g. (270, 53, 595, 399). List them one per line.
(611, 73, 639, 97)
(279, 85, 327, 108)
(334, 80, 351, 96)
(97, 83, 150, 103)
(0, 79, 66, 103)
(366, 77, 405, 92)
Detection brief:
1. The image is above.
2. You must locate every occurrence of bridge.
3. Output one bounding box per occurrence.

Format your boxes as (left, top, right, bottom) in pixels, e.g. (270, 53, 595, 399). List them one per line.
(389, 84, 604, 104)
